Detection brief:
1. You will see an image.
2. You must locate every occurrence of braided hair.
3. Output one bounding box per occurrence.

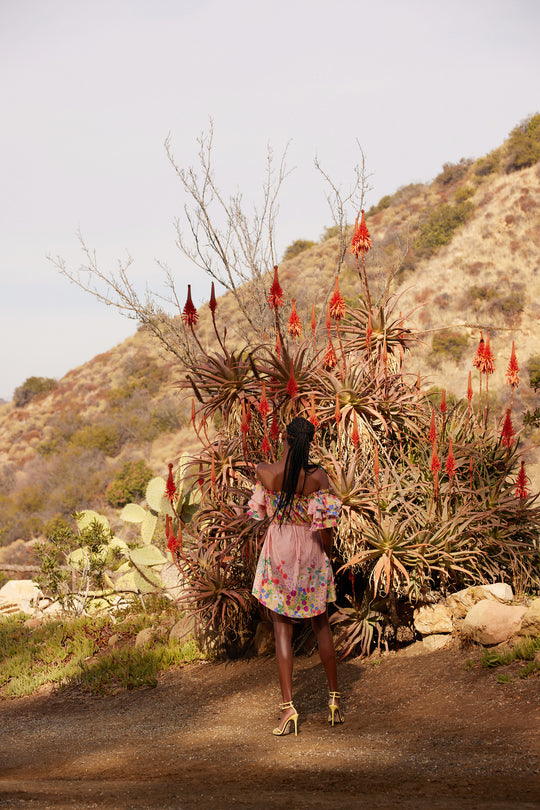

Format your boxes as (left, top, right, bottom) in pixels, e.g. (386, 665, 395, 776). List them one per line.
(275, 416, 317, 525)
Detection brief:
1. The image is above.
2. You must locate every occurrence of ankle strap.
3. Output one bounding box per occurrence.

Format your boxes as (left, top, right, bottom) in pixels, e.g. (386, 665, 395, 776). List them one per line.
(280, 701, 295, 709)
(329, 691, 341, 698)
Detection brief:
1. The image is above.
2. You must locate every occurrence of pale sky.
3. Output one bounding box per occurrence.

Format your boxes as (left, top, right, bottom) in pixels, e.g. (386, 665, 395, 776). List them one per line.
(1, 0, 539, 400)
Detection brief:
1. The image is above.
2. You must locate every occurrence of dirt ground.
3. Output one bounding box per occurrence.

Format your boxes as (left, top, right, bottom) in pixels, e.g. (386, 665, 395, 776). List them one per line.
(0, 643, 539, 810)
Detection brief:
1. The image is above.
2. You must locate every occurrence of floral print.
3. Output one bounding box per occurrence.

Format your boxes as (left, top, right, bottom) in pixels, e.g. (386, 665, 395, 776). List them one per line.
(249, 483, 341, 618)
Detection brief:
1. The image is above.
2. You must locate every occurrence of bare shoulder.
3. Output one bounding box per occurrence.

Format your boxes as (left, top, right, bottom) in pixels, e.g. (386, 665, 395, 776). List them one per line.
(255, 462, 279, 489)
(313, 466, 330, 490)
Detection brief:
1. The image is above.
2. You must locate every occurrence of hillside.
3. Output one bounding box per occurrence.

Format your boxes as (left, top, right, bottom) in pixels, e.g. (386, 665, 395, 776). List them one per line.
(1, 116, 540, 549)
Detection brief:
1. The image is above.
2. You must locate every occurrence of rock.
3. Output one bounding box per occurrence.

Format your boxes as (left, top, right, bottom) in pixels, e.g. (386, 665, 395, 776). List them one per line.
(160, 562, 186, 600)
(413, 603, 453, 636)
(170, 614, 197, 643)
(423, 634, 451, 652)
(462, 600, 527, 645)
(447, 583, 513, 619)
(0, 600, 21, 617)
(398, 640, 426, 658)
(108, 633, 120, 648)
(135, 627, 154, 648)
(0, 579, 42, 615)
(253, 621, 275, 656)
(24, 617, 42, 629)
(513, 598, 540, 638)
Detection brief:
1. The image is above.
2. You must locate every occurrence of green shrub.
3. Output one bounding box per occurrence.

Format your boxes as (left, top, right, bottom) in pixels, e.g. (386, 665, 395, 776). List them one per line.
(367, 195, 392, 217)
(282, 239, 316, 261)
(431, 331, 469, 362)
(13, 376, 57, 408)
(435, 159, 473, 186)
(505, 113, 540, 173)
(527, 355, 540, 391)
(474, 150, 500, 177)
(415, 201, 475, 257)
(320, 225, 341, 242)
(454, 185, 475, 204)
(69, 423, 122, 456)
(106, 460, 155, 508)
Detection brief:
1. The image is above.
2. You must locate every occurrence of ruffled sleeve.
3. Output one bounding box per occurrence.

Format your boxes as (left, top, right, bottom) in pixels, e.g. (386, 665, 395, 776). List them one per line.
(247, 481, 267, 521)
(307, 490, 341, 531)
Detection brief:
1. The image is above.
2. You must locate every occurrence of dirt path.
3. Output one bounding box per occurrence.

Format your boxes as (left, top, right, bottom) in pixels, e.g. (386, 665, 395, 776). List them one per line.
(0, 644, 539, 809)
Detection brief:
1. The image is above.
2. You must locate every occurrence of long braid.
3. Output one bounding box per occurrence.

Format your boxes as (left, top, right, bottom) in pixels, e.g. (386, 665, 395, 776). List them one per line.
(276, 416, 316, 525)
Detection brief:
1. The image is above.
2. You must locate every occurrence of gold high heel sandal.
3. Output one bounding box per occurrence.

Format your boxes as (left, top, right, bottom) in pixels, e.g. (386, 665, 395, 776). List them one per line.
(273, 701, 298, 736)
(328, 691, 344, 726)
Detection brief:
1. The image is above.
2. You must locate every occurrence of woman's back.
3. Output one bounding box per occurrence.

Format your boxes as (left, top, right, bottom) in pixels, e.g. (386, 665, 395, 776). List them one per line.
(255, 461, 329, 496)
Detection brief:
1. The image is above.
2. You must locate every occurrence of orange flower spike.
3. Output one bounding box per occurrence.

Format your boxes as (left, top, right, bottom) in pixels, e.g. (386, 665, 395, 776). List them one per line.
(501, 409, 515, 448)
(286, 361, 298, 399)
(506, 341, 519, 389)
(311, 304, 317, 338)
(165, 463, 177, 503)
(323, 340, 337, 369)
(209, 281, 217, 316)
(270, 411, 280, 442)
(309, 394, 319, 428)
(287, 298, 302, 339)
(472, 332, 485, 371)
(481, 333, 495, 376)
(374, 443, 380, 478)
(351, 410, 360, 448)
(258, 381, 270, 420)
(268, 265, 284, 311)
(515, 461, 529, 503)
(445, 438, 456, 479)
(350, 209, 372, 256)
(467, 371, 473, 405)
(182, 284, 198, 326)
(329, 276, 346, 320)
(431, 444, 441, 476)
(240, 401, 249, 434)
(429, 408, 437, 445)
(440, 390, 447, 415)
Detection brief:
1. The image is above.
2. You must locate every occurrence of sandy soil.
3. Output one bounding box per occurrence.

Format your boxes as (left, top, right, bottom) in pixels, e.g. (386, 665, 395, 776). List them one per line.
(0, 643, 539, 810)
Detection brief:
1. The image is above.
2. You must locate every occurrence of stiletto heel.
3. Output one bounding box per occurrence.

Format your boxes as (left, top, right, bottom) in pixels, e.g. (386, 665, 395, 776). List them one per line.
(273, 701, 298, 736)
(328, 691, 344, 726)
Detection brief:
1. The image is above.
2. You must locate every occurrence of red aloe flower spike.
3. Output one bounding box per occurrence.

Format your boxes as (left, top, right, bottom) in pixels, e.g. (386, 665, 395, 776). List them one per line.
(270, 411, 280, 442)
(366, 311, 373, 353)
(241, 401, 249, 434)
(209, 281, 217, 316)
(309, 393, 319, 428)
(350, 210, 372, 256)
(268, 265, 284, 311)
(480, 333, 495, 376)
(429, 408, 437, 445)
(334, 393, 341, 425)
(501, 408, 515, 448)
(286, 361, 298, 399)
(515, 460, 529, 504)
(165, 515, 172, 540)
(506, 340, 519, 389)
(374, 443, 380, 476)
(182, 284, 198, 326)
(165, 462, 177, 503)
(287, 298, 302, 340)
(261, 429, 270, 459)
(311, 304, 317, 338)
(258, 381, 270, 420)
(167, 529, 178, 554)
(467, 371, 473, 408)
(431, 444, 441, 475)
(329, 276, 346, 320)
(351, 409, 360, 448)
(440, 390, 447, 415)
(445, 438, 456, 479)
(472, 332, 485, 371)
(323, 340, 337, 369)
(275, 331, 282, 359)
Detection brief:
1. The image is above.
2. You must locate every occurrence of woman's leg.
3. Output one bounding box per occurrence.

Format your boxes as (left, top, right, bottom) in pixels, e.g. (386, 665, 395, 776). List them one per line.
(311, 610, 338, 693)
(271, 613, 296, 729)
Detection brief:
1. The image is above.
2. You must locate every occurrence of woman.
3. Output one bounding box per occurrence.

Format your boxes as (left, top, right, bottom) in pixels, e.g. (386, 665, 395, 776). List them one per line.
(248, 416, 343, 736)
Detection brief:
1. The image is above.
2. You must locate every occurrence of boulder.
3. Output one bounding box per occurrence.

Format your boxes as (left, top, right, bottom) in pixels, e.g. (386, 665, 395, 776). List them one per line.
(135, 627, 154, 648)
(160, 562, 186, 600)
(24, 617, 42, 629)
(0, 579, 42, 615)
(170, 614, 197, 643)
(462, 600, 527, 645)
(413, 603, 453, 636)
(512, 598, 540, 638)
(447, 583, 513, 619)
(423, 634, 451, 652)
(108, 633, 121, 648)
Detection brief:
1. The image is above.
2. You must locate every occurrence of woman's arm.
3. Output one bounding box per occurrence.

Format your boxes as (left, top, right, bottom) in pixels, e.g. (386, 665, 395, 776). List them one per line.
(319, 527, 333, 557)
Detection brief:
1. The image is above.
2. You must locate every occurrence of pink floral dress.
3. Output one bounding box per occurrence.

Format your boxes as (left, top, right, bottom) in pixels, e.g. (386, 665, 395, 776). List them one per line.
(249, 482, 341, 618)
